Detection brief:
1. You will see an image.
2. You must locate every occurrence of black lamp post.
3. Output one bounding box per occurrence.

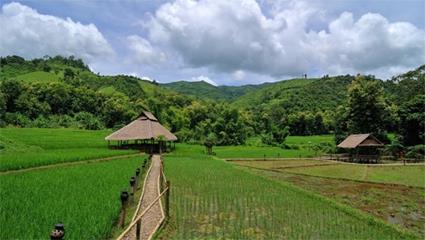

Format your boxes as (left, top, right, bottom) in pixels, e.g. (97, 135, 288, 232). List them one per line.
(50, 223, 65, 240)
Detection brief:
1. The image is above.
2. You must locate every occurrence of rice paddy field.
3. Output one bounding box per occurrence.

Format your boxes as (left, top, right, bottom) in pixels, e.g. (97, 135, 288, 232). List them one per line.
(0, 157, 145, 239)
(0, 128, 137, 171)
(158, 144, 415, 239)
(285, 164, 425, 188)
(0, 128, 145, 239)
(1, 128, 423, 239)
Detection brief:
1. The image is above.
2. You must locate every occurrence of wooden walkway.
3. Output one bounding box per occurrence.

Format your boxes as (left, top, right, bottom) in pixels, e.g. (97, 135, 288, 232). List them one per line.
(123, 155, 164, 240)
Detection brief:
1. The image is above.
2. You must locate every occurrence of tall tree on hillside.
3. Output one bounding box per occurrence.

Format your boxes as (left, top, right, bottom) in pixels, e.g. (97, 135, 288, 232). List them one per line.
(399, 94, 425, 146)
(346, 75, 391, 142)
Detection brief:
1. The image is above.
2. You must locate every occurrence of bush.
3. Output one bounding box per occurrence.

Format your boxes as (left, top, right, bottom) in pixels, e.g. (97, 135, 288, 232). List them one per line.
(74, 112, 104, 130)
(405, 145, 425, 159)
(49, 115, 78, 128)
(4, 112, 30, 127)
(311, 142, 336, 154)
(30, 116, 50, 128)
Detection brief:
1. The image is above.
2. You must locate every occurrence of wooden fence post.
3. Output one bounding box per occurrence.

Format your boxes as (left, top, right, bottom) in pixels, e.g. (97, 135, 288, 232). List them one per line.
(165, 180, 170, 218)
(136, 168, 141, 189)
(136, 219, 141, 240)
(130, 177, 136, 202)
(120, 191, 129, 228)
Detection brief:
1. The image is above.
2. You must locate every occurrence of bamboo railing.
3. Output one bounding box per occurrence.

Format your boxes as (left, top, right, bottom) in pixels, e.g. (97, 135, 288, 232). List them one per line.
(117, 156, 170, 240)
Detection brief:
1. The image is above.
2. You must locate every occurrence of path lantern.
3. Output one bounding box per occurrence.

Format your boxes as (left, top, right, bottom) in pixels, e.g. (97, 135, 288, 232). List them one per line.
(50, 223, 65, 240)
(130, 177, 137, 197)
(130, 177, 136, 187)
(135, 168, 141, 189)
(120, 191, 129, 205)
(119, 191, 129, 228)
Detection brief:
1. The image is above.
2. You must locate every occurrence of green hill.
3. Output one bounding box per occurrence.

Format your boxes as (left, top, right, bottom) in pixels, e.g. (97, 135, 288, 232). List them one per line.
(162, 80, 266, 101)
(1, 55, 423, 144)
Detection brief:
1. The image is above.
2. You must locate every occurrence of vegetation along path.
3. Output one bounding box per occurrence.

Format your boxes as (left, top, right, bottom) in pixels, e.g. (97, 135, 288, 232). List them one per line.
(124, 155, 164, 240)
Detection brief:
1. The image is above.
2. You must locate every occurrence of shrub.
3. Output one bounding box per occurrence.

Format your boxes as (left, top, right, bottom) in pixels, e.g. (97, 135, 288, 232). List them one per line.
(4, 112, 30, 127)
(74, 112, 104, 130)
(405, 145, 425, 159)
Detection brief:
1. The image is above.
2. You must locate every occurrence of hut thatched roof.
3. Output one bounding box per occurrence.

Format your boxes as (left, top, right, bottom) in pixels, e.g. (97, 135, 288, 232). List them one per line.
(337, 134, 383, 149)
(105, 111, 177, 141)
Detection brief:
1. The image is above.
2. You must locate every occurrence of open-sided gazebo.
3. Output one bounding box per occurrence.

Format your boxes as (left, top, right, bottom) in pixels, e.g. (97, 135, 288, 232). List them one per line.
(105, 111, 177, 153)
(337, 134, 384, 163)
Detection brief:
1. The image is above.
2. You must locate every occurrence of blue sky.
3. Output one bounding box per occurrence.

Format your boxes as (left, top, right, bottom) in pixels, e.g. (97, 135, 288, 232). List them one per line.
(1, 0, 424, 86)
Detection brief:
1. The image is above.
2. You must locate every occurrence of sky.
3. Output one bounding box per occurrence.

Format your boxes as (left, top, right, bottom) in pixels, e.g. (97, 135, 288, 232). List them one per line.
(0, 0, 424, 86)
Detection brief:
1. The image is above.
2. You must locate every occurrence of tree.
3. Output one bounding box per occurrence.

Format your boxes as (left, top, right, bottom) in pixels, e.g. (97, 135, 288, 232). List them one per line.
(204, 133, 217, 155)
(345, 75, 390, 142)
(399, 95, 425, 146)
(261, 125, 290, 147)
(0, 90, 6, 126)
(64, 68, 75, 80)
(384, 138, 405, 160)
(74, 112, 104, 130)
(0, 79, 23, 112)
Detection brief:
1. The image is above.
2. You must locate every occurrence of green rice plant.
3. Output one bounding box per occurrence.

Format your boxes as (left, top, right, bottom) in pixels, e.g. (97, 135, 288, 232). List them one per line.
(0, 156, 145, 239)
(0, 128, 137, 171)
(286, 164, 425, 188)
(0, 148, 136, 171)
(0, 128, 113, 150)
(232, 159, 332, 170)
(179, 143, 317, 159)
(159, 144, 415, 239)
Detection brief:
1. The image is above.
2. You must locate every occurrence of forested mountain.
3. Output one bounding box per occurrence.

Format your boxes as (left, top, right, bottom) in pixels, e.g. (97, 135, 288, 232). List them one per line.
(162, 80, 268, 101)
(1, 55, 423, 147)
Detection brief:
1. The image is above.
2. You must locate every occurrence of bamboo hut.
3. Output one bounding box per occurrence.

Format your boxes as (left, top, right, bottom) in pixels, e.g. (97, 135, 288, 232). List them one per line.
(337, 134, 384, 163)
(105, 111, 177, 153)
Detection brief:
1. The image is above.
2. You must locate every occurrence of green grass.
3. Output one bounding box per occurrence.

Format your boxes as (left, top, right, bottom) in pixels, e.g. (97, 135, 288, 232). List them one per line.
(0, 128, 137, 171)
(286, 164, 425, 188)
(232, 159, 334, 170)
(214, 145, 316, 158)
(285, 135, 334, 146)
(367, 166, 425, 188)
(0, 156, 145, 240)
(15, 71, 61, 82)
(159, 144, 413, 239)
(176, 143, 317, 159)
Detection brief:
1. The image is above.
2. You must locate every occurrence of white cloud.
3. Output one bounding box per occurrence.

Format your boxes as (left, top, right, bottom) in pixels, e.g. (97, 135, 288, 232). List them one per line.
(191, 75, 217, 86)
(127, 35, 166, 65)
(0, 2, 113, 61)
(314, 12, 425, 77)
(147, 0, 425, 79)
(232, 70, 246, 80)
(141, 76, 153, 81)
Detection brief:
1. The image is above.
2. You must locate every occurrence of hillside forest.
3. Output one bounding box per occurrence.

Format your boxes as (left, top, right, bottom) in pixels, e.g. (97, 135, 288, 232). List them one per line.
(0, 55, 424, 152)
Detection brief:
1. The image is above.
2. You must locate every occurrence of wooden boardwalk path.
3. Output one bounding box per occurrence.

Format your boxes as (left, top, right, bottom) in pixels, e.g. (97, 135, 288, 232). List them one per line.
(123, 155, 164, 240)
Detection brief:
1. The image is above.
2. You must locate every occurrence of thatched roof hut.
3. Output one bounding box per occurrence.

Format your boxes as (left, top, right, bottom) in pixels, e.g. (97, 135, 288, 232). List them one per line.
(105, 111, 177, 141)
(337, 134, 383, 149)
(337, 134, 384, 163)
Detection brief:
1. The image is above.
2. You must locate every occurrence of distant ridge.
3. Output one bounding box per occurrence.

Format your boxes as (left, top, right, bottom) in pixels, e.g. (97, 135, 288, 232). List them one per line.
(161, 80, 270, 101)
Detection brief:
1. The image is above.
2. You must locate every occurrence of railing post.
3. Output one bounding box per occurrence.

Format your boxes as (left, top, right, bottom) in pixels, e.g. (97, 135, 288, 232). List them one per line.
(136, 219, 141, 240)
(165, 181, 170, 218)
(130, 177, 136, 202)
(160, 166, 164, 191)
(135, 168, 141, 189)
(120, 191, 129, 228)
